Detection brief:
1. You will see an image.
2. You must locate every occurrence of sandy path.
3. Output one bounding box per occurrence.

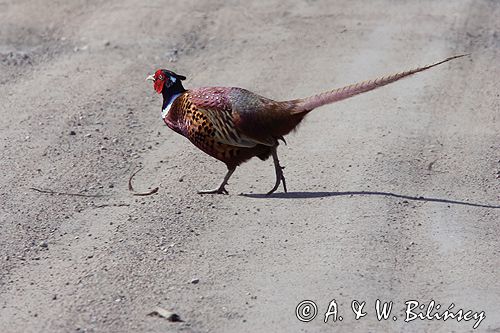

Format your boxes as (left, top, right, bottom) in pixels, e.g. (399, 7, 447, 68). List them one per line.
(0, 0, 498, 332)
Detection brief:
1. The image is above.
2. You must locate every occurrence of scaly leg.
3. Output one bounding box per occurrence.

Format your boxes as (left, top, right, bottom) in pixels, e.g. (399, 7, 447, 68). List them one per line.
(198, 167, 235, 195)
(267, 147, 287, 195)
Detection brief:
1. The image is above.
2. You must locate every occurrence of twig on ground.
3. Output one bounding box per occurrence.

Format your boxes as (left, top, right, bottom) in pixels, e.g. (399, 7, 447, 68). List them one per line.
(29, 187, 107, 198)
(128, 167, 159, 196)
(93, 203, 130, 208)
(427, 158, 438, 171)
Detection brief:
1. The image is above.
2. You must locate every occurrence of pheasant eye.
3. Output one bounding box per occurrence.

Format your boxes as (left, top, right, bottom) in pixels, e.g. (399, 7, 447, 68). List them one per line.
(158, 74, 164, 80)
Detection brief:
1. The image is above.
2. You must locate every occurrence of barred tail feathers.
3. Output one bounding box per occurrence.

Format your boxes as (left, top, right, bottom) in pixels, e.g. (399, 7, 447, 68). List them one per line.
(292, 54, 468, 114)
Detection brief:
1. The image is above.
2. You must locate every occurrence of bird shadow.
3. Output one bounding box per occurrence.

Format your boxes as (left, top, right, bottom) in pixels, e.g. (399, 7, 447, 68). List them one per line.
(241, 190, 500, 209)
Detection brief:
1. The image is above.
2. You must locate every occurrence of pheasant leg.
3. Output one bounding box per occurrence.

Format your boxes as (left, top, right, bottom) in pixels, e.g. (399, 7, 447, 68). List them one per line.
(267, 147, 287, 195)
(198, 167, 235, 195)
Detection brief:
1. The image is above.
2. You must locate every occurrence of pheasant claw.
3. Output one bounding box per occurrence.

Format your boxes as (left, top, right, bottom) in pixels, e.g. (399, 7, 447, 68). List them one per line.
(198, 187, 229, 195)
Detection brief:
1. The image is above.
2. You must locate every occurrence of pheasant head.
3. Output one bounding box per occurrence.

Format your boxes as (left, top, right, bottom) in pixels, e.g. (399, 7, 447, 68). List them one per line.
(147, 69, 187, 120)
(146, 69, 186, 94)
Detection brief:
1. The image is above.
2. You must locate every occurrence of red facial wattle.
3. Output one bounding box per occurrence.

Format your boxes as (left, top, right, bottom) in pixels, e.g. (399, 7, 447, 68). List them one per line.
(154, 78, 164, 94)
(154, 70, 166, 94)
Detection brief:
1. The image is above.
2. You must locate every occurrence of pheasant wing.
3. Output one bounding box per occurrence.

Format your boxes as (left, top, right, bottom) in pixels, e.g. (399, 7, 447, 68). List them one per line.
(187, 87, 281, 147)
(188, 87, 297, 148)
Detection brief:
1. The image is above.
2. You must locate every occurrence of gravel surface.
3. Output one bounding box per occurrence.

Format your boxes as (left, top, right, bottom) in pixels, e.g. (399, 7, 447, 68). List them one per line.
(0, 1, 499, 332)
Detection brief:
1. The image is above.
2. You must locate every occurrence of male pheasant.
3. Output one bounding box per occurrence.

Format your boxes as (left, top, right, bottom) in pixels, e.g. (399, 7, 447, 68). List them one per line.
(147, 55, 466, 194)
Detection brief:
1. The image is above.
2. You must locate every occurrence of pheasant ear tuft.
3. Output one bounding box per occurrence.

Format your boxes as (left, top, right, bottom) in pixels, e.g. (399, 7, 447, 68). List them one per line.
(164, 69, 186, 81)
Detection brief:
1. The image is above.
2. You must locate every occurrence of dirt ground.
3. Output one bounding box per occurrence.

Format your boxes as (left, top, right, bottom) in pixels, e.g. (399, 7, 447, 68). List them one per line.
(0, 0, 499, 332)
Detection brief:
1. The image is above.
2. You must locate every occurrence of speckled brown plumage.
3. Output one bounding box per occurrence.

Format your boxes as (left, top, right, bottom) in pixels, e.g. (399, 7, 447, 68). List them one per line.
(147, 55, 467, 194)
(165, 88, 304, 170)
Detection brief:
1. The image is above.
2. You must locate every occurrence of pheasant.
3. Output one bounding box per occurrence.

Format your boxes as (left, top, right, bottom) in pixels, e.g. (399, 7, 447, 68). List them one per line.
(146, 55, 466, 195)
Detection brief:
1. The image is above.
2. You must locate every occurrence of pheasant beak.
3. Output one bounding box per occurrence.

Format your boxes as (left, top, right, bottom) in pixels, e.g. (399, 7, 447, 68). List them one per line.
(145, 74, 155, 82)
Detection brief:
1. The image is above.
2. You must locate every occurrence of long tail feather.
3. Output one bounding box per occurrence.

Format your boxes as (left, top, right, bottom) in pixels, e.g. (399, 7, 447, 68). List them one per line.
(292, 54, 469, 114)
